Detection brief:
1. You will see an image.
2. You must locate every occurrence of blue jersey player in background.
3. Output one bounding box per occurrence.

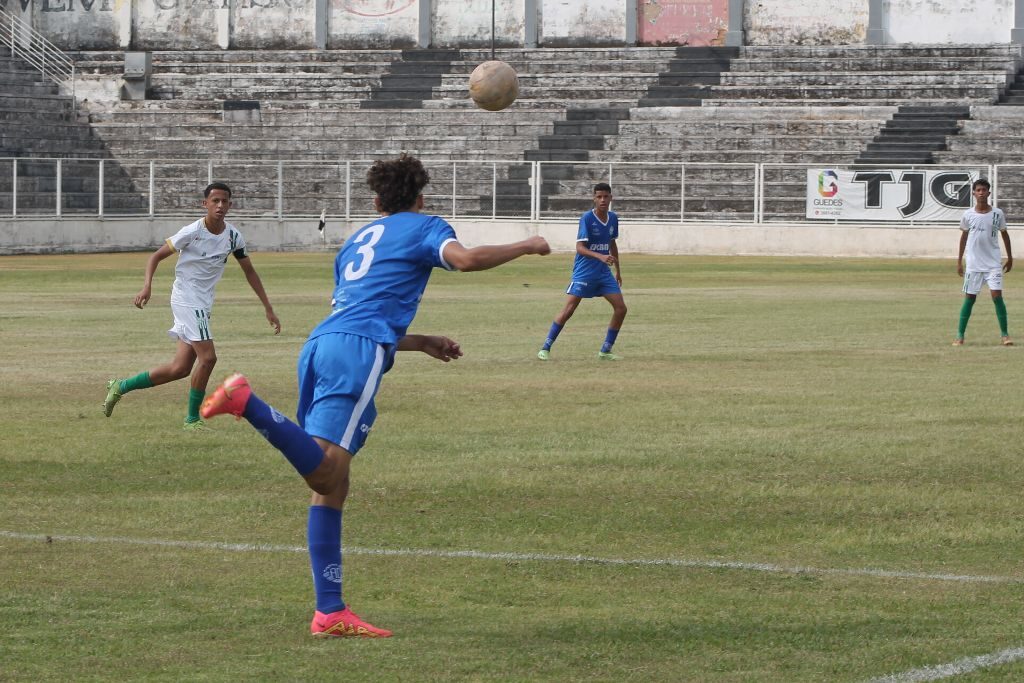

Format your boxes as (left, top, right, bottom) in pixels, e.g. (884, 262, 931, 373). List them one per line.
(537, 182, 628, 361)
(201, 154, 550, 638)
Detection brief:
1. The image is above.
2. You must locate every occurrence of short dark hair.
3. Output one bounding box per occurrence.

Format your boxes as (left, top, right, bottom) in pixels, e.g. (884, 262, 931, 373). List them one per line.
(593, 182, 612, 194)
(204, 182, 232, 198)
(973, 178, 991, 191)
(367, 153, 430, 214)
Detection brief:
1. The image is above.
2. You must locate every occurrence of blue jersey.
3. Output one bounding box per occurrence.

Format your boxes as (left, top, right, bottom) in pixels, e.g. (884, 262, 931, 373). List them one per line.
(572, 209, 619, 282)
(307, 212, 458, 345)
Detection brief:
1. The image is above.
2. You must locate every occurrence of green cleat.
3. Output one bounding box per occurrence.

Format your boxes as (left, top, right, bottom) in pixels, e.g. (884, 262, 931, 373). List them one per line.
(103, 379, 123, 417)
(597, 351, 621, 361)
(537, 349, 550, 361)
(182, 418, 210, 432)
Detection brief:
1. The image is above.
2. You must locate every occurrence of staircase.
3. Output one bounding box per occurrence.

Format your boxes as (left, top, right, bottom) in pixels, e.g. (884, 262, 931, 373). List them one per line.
(361, 49, 461, 109)
(854, 105, 969, 166)
(998, 66, 1024, 104)
(0, 48, 144, 214)
(639, 46, 740, 107)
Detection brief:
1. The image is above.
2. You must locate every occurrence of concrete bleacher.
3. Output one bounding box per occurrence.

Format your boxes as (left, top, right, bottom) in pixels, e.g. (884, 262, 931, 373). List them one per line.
(8, 43, 1024, 222)
(0, 48, 146, 214)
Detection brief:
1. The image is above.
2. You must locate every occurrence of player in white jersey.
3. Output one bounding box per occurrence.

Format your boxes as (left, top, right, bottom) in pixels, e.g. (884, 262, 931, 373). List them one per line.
(102, 182, 281, 428)
(953, 178, 1013, 346)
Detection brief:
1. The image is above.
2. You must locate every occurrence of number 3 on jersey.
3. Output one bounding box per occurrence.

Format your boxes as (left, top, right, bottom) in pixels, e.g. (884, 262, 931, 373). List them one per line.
(343, 224, 385, 281)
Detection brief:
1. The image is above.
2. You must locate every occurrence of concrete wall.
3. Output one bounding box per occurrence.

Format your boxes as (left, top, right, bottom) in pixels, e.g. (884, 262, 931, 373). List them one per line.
(433, 0, 524, 48)
(882, 0, 1013, 45)
(637, 0, 729, 47)
(540, 0, 626, 46)
(0, 216, 966, 259)
(233, 0, 317, 50)
(745, 0, 868, 45)
(329, 0, 419, 49)
(4, 0, 1023, 49)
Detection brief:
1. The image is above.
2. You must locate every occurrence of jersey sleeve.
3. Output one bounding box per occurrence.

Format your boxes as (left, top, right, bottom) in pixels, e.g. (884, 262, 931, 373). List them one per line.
(229, 227, 249, 259)
(576, 214, 588, 242)
(423, 216, 459, 271)
(996, 209, 1007, 232)
(960, 212, 970, 232)
(610, 213, 619, 241)
(167, 222, 198, 252)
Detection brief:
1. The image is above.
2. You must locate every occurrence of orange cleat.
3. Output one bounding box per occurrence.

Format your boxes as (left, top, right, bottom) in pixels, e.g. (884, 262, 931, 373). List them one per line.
(200, 373, 252, 420)
(310, 608, 392, 638)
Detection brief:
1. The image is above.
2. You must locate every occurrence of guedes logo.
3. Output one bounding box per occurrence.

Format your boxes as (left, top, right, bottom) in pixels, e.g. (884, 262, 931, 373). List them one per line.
(817, 170, 839, 198)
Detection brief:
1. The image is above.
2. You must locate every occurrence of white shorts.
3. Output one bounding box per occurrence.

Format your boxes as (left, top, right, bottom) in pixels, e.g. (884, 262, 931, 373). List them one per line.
(167, 303, 213, 343)
(963, 270, 1004, 296)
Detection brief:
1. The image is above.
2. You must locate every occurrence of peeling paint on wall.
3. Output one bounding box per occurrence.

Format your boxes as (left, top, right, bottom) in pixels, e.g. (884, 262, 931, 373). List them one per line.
(883, 0, 1012, 44)
(432, 0, 524, 48)
(342, 0, 415, 17)
(232, 0, 315, 48)
(540, 0, 625, 47)
(329, 0, 418, 48)
(745, 0, 869, 45)
(638, 0, 728, 47)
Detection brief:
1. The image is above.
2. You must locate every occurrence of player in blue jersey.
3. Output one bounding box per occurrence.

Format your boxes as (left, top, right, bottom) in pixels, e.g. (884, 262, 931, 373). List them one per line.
(200, 154, 550, 638)
(536, 182, 627, 360)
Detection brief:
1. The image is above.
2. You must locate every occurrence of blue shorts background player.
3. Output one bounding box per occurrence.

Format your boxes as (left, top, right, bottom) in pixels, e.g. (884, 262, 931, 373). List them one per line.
(537, 182, 627, 361)
(200, 154, 550, 638)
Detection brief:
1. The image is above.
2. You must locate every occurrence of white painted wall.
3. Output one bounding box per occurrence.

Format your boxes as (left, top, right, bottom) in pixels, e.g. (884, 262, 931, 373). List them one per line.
(329, 0, 419, 49)
(745, 0, 868, 45)
(232, 0, 317, 50)
(432, 0, 524, 47)
(0, 217, 967, 259)
(9, 0, 1024, 49)
(133, 0, 223, 51)
(882, 0, 1013, 45)
(540, 0, 626, 46)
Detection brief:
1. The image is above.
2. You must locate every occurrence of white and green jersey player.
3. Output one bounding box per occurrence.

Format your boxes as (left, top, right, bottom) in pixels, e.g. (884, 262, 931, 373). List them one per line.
(102, 182, 281, 428)
(954, 178, 1014, 346)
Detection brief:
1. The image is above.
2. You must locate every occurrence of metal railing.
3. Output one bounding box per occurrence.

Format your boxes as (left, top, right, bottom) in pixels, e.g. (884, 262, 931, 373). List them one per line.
(0, 8, 76, 110)
(0, 156, 1009, 224)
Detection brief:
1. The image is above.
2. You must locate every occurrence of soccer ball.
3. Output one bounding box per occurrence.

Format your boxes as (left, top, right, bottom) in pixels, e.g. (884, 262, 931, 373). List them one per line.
(469, 60, 519, 111)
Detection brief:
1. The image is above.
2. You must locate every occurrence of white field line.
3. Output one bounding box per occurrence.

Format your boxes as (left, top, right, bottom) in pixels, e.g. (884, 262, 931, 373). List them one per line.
(2, 529, 1022, 585)
(866, 646, 1024, 682)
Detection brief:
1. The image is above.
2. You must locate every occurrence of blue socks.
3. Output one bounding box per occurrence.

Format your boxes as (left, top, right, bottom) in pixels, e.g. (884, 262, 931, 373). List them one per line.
(542, 322, 563, 350)
(308, 505, 345, 614)
(242, 394, 325, 476)
(601, 328, 620, 353)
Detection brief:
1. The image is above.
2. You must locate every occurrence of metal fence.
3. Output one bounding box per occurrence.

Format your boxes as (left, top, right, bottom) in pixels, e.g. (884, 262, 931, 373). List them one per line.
(0, 157, 1006, 224)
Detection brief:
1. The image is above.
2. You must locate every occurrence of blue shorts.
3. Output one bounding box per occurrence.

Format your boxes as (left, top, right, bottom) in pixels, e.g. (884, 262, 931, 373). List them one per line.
(566, 269, 621, 298)
(296, 332, 395, 455)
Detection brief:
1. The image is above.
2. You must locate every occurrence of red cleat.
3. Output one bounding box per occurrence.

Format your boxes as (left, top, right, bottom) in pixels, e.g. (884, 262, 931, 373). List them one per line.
(200, 373, 252, 420)
(310, 608, 392, 638)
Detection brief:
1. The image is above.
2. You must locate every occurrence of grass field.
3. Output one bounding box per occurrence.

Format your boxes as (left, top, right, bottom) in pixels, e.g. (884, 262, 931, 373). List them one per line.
(4, 251, 1024, 682)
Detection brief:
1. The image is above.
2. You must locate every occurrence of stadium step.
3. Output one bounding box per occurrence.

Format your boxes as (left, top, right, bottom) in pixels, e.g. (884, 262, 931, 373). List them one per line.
(637, 46, 739, 107)
(360, 49, 461, 110)
(853, 104, 969, 165)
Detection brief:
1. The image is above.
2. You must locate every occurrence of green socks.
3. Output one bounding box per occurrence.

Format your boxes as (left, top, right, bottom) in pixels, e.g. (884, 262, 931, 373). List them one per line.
(119, 371, 153, 394)
(994, 297, 1009, 337)
(186, 388, 206, 423)
(957, 297, 976, 339)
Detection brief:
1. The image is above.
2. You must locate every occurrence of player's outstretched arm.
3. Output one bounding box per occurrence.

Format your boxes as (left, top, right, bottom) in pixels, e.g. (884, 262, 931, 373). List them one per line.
(134, 242, 175, 309)
(443, 235, 550, 272)
(397, 334, 463, 362)
(237, 257, 281, 334)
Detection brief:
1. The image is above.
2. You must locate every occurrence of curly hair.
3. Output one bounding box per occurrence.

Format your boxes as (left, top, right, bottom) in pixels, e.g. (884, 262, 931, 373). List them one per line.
(367, 153, 430, 214)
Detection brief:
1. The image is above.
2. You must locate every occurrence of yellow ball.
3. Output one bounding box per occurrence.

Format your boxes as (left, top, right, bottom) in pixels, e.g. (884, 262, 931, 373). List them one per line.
(469, 60, 519, 112)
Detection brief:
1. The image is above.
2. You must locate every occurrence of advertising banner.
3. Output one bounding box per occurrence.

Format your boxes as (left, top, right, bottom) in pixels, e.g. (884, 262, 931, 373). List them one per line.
(807, 168, 978, 221)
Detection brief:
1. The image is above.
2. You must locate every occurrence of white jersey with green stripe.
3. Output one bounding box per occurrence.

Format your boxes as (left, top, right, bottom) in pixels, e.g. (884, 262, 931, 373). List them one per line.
(166, 218, 247, 311)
